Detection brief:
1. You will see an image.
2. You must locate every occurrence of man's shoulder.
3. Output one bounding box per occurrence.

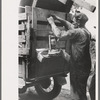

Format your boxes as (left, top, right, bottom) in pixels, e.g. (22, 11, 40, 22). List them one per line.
(69, 28, 83, 33)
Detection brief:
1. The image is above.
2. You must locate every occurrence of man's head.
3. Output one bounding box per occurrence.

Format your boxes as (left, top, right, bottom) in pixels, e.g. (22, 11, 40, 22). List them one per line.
(73, 11, 88, 28)
(51, 38, 56, 49)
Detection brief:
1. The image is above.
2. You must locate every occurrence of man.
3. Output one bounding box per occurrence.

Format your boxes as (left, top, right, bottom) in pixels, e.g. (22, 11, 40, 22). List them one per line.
(47, 12, 91, 100)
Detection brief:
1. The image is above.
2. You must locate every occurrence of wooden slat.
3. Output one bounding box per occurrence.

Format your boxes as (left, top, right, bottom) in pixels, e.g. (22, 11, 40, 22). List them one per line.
(25, 15, 31, 49)
(37, 24, 51, 31)
(19, 24, 25, 31)
(58, 0, 67, 4)
(19, 60, 26, 79)
(19, 35, 26, 42)
(25, 35, 30, 48)
(37, 24, 64, 30)
(25, 6, 32, 23)
(36, 36, 48, 40)
(32, 8, 37, 29)
(36, 31, 49, 36)
(19, 48, 29, 55)
(33, 7, 66, 22)
(37, 21, 63, 26)
(36, 41, 49, 48)
(32, 0, 38, 7)
(25, 61, 28, 79)
(72, 0, 96, 12)
(25, 6, 32, 14)
(19, 13, 27, 21)
(36, 27, 64, 37)
(28, 13, 32, 21)
(36, 24, 50, 37)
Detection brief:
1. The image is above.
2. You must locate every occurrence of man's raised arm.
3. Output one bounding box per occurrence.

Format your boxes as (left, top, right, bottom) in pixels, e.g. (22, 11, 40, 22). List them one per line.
(51, 15, 74, 30)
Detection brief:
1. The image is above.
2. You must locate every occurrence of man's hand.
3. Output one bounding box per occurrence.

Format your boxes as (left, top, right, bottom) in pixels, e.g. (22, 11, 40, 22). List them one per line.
(47, 16, 54, 24)
(50, 14, 57, 20)
(60, 50, 70, 62)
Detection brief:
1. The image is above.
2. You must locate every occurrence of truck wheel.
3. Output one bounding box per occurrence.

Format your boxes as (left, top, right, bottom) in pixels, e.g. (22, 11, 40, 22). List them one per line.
(35, 77, 61, 100)
(19, 86, 27, 94)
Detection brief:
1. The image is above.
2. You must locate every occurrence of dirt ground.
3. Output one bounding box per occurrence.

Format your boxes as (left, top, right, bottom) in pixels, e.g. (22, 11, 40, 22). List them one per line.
(19, 88, 71, 100)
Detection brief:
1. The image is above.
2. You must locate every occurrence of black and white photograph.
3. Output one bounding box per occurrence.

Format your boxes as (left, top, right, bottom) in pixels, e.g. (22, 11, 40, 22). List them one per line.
(18, 0, 97, 100)
(2, 0, 98, 100)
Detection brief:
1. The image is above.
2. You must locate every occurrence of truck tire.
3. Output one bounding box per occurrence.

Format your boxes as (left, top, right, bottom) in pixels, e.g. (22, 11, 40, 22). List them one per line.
(19, 86, 27, 94)
(35, 77, 61, 100)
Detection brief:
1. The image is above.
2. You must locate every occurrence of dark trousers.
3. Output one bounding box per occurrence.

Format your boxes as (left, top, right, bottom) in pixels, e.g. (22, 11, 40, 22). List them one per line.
(70, 70, 89, 100)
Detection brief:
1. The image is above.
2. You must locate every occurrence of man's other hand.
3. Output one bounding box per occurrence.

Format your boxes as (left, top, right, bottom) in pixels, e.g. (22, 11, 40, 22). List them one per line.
(47, 16, 54, 24)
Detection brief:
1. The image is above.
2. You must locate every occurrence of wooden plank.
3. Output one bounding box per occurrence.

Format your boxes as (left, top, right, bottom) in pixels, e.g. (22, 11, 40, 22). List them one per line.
(37, 24, 64, 30)
(25, 15, 31, 49)
(32, 0, 38, 7)
(37, 24, 51, 37)
(37, 21, 63, 26)
(36, 26, 64, 36)
(24, 6, 32, 22)
(25, 34, 30, 48)
(19, 24, 25, 31)
(58, 0, 67, 4)
(18, 35, 26, 42)
(33, 7, 66, 22)
(19, 43, 25, 48)
(19, 13, 27, 21)
(37, 24, 50, 30)
(19, 59, 26, 79)
(36, 36, 48, 41)
(36, 41, 49, 48)
(72, 0, 96, 12)
(19, 48, 29, 55)
(37, 31, 50, 36)
(27, 13, 32, 21)
(25, 6, 32, 14)
(25, 60, 28, 79)
(32, 8, 37, 29)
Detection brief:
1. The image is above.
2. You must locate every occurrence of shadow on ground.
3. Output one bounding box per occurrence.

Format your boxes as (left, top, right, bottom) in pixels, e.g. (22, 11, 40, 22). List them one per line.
(19, 87, 53, 100)
(19, 87, 71, 100)
(19, 91, 45, 100)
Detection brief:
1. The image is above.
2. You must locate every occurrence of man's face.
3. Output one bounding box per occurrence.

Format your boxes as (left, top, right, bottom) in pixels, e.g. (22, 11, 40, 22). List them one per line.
(72, 17, 80, 28)
(51, 39, 56, 48)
